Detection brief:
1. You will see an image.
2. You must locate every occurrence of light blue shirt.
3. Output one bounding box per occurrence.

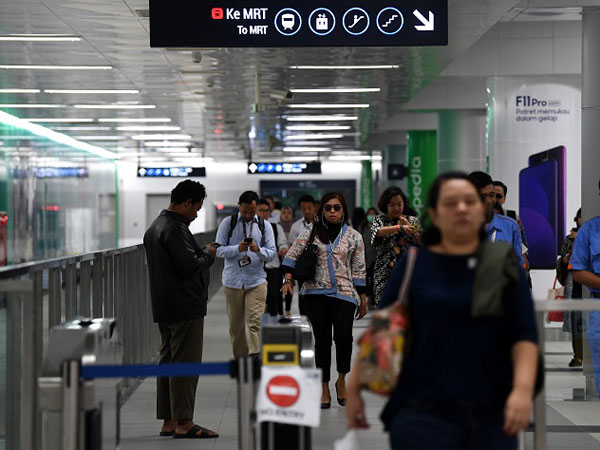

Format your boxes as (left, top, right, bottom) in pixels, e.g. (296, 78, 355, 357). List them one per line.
(570, 216, 600, 294)
(216, 213, 276, 289)
(487, 213, 525, 268)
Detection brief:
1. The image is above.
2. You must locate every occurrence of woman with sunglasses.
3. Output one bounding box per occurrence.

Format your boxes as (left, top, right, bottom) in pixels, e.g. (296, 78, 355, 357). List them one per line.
(282, 192, 367, 409)
(371, 186, 422, 307)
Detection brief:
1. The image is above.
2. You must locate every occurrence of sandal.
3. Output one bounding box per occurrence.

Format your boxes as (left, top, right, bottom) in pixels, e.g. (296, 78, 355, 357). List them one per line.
(173, 424, 219, 439)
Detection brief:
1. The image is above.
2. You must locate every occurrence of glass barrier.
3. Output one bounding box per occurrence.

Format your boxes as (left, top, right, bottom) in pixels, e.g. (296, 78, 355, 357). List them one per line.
(531, 299, 600, 450)
(0, 231, 217, 450)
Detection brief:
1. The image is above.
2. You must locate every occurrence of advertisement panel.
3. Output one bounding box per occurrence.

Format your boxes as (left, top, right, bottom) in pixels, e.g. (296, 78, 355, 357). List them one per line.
(487, 76, 581, 291)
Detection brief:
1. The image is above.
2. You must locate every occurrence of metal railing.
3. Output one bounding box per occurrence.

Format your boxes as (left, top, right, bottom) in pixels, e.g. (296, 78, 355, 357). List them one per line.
(0, 230, 219, 450)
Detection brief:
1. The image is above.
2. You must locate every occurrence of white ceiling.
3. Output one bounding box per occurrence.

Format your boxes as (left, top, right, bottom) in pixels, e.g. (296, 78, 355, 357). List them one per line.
(0, 0, 590, 163)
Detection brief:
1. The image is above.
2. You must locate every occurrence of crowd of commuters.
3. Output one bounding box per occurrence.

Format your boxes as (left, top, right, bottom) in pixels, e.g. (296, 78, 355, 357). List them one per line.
(143, 172, 600, 447)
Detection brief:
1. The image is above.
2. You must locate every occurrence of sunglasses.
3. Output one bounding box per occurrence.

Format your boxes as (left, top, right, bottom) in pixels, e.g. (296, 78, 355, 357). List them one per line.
(323, 204, 342, 212)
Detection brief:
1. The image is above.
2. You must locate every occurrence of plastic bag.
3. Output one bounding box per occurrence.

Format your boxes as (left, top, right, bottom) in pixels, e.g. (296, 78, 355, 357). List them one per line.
(333, 430, 360, 450)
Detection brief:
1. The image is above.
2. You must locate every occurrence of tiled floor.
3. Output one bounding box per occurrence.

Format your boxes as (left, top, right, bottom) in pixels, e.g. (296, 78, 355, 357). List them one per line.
(120, 290, 600, 450)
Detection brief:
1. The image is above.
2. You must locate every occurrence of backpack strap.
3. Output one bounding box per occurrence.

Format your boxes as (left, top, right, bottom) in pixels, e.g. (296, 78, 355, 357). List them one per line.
(226, 213, 238, 245)
(271, 221, 279, 247)
(258, 217, 266, 247)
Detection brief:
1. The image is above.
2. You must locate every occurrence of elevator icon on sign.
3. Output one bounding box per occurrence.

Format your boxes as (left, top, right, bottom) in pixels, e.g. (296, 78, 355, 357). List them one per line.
(309, 8, 336, 36)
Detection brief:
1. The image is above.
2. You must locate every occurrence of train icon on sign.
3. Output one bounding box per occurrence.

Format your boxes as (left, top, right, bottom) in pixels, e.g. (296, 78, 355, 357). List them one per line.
(281, 13, 295, 30)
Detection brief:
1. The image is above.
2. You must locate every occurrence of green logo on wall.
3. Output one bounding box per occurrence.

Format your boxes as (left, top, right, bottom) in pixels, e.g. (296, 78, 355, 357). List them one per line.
(407, 131, 437, 217)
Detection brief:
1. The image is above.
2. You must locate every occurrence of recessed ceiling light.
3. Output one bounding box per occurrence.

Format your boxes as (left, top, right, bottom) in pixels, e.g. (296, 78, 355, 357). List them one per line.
(289, 65, 399, 70)
(283, 147, 331, 152)
(145, 141, 192, 147)
(74, 104, 156, 109)
(285, 115, 359, 122)
(329, 155, 382, 161)
(0, 34, 81, 42)
(290, 88, 380, 93)
(286, 125, 351, 131)
(45, 89, 140, 94)
(0, 65, 112, 70)
(72, 136, 127, 140)
(98, 118, 172, 123)
(115, 126, 181, 131)
(0, 89, 41, 94)
(23, 118, 95, 123)
(0, 104, 66, 108)
(285, 134, 344, 141)
(132, 134, 192, 140)
(289, 104, 369, 109)
(51, 126, 112, 131)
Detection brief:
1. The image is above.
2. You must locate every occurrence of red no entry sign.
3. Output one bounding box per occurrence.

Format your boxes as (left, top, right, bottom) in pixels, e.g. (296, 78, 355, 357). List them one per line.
(266, 375, 300, 408)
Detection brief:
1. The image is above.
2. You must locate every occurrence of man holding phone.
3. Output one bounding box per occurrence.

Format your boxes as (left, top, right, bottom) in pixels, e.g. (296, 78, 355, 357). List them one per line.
(214, 191, 276, 357)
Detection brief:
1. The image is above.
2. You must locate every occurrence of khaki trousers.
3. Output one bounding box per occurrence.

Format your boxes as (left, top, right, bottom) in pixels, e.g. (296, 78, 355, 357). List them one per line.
(224, 282, 267, 357)
(156, 318, 204, 421)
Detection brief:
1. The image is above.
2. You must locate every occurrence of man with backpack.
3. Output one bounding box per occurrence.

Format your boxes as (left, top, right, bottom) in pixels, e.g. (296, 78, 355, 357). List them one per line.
(214, 191, 276, 357)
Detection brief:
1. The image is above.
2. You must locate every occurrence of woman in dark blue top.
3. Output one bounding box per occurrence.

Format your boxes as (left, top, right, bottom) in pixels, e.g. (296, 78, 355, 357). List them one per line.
(346, 172, 539, 450)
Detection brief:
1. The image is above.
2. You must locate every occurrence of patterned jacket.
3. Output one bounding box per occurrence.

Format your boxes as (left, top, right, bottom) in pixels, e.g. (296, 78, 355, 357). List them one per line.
(282, 223, 366, 305)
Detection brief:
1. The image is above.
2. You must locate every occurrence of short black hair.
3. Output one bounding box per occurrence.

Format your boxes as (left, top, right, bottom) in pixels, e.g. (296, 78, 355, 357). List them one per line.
(170, 180, 207, 205)
(298, 194, 315, 206)
(493, 180, 507, 196)
(258, 199, 270, 209)
(468, 171, 494, 191)
(239, 190, 259, 205)
(377, 186, 409, 214)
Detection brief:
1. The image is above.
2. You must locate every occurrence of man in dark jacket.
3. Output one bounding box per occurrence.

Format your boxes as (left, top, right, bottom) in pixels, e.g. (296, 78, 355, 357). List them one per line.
(143, 180, 218, 439)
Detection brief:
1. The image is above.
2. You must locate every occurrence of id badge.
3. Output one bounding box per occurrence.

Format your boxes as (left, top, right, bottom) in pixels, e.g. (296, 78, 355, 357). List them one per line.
(238, 255, 251, 267)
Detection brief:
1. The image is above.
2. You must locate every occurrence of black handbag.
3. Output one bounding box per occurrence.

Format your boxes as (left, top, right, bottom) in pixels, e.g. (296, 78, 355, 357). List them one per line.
(294, 225, 319, 283)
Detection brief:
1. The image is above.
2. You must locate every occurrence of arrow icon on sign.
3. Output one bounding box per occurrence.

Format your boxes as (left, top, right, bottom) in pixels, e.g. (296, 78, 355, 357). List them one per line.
(413, 10, 434, 31)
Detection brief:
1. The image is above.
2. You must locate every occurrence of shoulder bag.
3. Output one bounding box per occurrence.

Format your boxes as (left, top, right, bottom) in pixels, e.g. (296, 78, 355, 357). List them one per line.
(356, 247, 417, 396)
(294, 225, 319, 283)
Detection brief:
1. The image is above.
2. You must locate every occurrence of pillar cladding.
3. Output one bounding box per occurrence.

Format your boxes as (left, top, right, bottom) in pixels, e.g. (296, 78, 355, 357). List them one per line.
(437, 110, 487, 174)
(582, 8, 600, 221)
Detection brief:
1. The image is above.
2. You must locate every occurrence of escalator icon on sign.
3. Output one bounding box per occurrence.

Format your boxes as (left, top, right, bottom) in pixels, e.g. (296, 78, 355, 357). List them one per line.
(275, 8, 302, 36)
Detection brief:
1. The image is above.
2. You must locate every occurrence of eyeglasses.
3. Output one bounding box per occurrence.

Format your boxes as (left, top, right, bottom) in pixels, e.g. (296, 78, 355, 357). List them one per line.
(495, 193, 504, 200)
(257, 208, 270, 213)
(323, 204, 342, 212)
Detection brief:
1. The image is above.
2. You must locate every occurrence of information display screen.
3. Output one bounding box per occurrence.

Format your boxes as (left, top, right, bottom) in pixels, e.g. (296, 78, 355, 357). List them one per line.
(248, 162, 321, 174)
(150, 0, 447, 48)
(137, 167, 206, 178)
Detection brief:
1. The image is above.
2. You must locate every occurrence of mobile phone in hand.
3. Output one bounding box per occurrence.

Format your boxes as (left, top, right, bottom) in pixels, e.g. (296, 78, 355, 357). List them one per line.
(244, 237, 253, 244)
(210, 242, 221, 248)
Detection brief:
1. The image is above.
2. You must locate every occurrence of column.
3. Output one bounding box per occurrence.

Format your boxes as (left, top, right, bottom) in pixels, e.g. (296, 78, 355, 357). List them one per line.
(437, 109, 487, 173)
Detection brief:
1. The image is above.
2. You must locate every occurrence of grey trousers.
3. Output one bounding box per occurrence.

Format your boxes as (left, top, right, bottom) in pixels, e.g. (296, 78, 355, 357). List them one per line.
(156, 318, 204, 421)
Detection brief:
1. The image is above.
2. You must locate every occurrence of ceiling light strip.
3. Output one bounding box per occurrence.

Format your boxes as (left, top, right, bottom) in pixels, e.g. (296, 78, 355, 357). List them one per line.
(45, 89, 140, 94)
(73, 104, 156, 109)
(289, 65, 399, 70)
(289, 104, 369, 109)
(290, 88, 380, 93)
(98, 118, 171, 123)
(0, 109, 117, 159)
(0, 89, 41, 94)
(285, 115, 358, 122)
(0, 65, 112, 70)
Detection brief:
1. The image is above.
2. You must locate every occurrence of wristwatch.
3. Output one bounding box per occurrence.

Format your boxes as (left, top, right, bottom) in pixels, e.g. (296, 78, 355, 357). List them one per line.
(282, 277, 293, 285)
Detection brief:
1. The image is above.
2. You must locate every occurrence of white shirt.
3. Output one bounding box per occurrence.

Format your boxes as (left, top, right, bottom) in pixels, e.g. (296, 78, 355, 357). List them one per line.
(265, 222, 288, 269)
(288, 218, 312, 246)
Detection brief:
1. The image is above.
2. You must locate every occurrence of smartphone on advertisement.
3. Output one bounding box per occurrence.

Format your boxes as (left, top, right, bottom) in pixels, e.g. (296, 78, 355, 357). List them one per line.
(519, 160, 559, 269)
(528, 145, 566, 245)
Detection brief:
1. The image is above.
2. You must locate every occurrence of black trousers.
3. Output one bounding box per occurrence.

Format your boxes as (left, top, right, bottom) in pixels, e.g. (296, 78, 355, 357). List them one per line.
(304, 294, 356, 382)
(266, 267, 283, 316)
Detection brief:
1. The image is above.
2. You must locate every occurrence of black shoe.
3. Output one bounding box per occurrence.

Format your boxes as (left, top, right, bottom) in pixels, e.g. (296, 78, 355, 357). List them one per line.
(569, 358, 583, 367)
(335, 381, 346, 407)
(320, 401, 331, 409)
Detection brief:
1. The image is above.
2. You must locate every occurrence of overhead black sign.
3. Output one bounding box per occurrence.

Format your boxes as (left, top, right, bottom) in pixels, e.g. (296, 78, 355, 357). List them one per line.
(388, 164, 408, 180)
(150, 0, 447, 48)
(248, 162, 321, 174)
(137, 167, 206, 178)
